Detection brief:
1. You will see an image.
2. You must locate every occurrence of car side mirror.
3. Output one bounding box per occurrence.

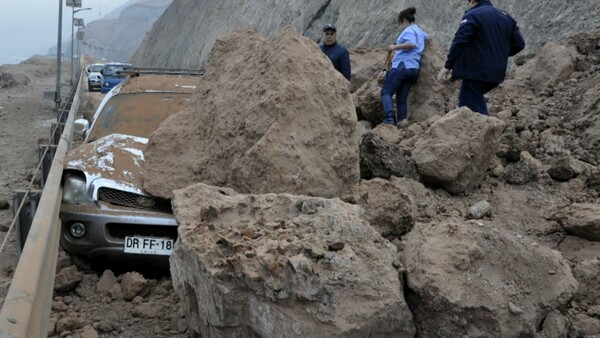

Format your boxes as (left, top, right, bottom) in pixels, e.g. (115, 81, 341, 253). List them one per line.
(100, 70, 104, 75)
(74, 119, 90, 138)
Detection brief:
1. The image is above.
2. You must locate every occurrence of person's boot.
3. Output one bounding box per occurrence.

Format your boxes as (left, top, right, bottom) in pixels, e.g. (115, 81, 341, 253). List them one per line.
(383, 112, 396, 125)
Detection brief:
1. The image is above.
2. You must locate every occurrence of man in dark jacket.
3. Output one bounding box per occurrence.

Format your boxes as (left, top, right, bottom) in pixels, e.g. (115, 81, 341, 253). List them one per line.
(437, 0, 525, 115)
(320, 24, 351, 81)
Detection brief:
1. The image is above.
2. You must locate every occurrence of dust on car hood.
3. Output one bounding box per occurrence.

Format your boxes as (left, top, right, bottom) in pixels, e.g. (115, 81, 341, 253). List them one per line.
(65, 133, 148, 192)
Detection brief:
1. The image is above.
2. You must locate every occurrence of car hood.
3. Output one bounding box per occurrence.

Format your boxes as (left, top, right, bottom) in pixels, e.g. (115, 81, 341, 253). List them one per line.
(65, 134, 148, 193)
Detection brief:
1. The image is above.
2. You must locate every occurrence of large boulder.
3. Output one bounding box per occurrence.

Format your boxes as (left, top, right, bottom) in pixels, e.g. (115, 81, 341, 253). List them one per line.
(359, 125, 418, 180)
(142, 27, 359, 199)
(404, 221, 578, 338)
(412, 107, 505, 194)
(170, 183, 416, 338)
(556, 203, 600, 241)
(353, 40, 452, 124)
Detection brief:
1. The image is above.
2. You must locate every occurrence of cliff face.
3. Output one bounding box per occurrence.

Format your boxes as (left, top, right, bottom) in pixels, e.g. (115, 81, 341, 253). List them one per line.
(57, 0, 172, 62)
(131, 0, 600, 69)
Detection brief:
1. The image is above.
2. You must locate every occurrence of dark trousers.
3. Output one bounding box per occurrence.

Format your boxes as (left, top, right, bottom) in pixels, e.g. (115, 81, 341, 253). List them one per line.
(458, 79, 499, 116)
(381, 63, 419, 124)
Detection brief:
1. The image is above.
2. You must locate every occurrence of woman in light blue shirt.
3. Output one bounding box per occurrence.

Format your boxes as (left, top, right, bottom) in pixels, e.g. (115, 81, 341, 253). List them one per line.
(381, 7, 429, 125)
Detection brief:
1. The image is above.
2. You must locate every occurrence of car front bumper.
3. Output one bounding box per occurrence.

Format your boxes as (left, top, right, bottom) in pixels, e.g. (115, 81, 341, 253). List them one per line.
(60, 201, 178, 259)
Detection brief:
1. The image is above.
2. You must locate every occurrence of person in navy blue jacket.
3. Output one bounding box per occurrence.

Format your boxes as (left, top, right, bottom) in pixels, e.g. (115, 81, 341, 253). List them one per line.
(320, 24, 351, 81)
(437, 0, 525, 115)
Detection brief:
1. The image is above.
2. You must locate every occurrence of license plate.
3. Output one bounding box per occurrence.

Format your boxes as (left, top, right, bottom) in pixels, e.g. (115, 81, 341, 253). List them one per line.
(124, 236, 174, 256)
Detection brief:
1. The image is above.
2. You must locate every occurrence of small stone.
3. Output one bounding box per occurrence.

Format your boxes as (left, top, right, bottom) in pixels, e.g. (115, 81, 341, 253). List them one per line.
(96, 270, 117, 295)
(509, 302, 523, 315)
(94, 321, 113, 333)
(328, 241, 345, 251)
(54, 266, 82, 293)
(120, 272, 150, 301)
(52, 301, 69, 312)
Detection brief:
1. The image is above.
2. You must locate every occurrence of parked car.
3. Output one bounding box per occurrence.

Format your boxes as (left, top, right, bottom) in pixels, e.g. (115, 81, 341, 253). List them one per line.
(101, 62, 133, 93)
(61, 72, 199, 262)
(87, 63, 105, 92)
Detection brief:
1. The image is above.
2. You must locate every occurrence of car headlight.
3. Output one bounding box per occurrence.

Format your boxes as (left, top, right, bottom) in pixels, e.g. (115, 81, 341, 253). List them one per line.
(63, 174, 93, 205)
(104, 82, 110, 87)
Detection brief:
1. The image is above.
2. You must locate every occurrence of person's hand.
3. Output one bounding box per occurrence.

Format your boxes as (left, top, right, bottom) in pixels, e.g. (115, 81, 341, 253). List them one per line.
(388, 45, 396, 52)
(437, 68, 451, 83)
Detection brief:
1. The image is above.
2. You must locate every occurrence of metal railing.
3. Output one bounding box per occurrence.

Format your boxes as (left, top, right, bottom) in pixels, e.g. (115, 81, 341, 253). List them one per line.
(0, 74, 81, 338)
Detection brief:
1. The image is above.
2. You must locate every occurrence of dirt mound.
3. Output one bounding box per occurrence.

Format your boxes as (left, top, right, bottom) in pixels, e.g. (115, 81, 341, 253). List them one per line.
(171, 183, 415, 337)
(404, 221, 578, 337)
(142, 26, 359, 199)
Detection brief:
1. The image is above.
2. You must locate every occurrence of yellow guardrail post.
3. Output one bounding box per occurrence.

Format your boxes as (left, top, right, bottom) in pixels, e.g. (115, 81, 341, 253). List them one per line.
(0, 76, 80, 338)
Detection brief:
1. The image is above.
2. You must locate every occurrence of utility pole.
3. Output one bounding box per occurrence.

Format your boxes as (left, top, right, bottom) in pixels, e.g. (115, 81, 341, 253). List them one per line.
(70, 6, 74, 85)
(55, 0, 63, 110)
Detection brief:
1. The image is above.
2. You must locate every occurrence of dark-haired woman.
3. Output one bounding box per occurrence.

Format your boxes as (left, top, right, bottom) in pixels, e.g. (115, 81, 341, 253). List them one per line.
(381, 7, 429, 125)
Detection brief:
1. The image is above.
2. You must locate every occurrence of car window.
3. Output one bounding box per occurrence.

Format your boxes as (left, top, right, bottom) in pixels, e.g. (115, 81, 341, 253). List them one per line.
(86, 92, 191, 142)
(103, 65, 133, 78)
(91, 65, 103, 72)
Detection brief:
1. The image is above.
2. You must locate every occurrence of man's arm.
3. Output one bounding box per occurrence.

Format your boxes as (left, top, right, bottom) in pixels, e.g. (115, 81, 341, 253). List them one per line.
(340, 49, 351, 81)
(509, 24, 526, 56)
(444, 13, 477, 70)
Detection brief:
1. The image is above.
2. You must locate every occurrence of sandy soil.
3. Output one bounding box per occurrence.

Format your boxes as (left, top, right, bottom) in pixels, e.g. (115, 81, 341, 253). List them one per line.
(0, 58, 68, 303)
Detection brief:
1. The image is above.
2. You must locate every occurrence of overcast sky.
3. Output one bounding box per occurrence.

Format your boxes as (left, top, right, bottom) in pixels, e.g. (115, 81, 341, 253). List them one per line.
(0, 0, 130, 65)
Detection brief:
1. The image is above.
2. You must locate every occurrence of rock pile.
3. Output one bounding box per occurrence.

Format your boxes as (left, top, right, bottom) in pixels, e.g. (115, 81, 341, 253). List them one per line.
(142, 26, 359, 199)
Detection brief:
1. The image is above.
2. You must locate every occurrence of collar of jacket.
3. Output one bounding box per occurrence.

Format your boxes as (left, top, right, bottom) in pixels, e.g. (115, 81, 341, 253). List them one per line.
(323, 42, 338, 49)
(465, 0, 493, 13)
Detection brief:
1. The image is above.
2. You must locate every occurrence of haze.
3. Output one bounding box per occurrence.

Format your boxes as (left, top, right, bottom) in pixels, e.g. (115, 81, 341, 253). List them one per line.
(0, 0, 130, 65)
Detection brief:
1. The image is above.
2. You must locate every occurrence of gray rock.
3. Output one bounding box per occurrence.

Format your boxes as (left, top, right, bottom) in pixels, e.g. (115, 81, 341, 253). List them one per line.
(360, 125, 418, 180)
(548, 156, 578, 182)
(503, 152, 541, 185)
(412, 108, 505, 194)
(557, 203, 600, 241)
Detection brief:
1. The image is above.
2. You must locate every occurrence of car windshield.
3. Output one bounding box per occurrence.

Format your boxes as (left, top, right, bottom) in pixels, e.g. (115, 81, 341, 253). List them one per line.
(91, 65, 104, 72)
(103, 65, 132, 78)
(86, 92, 191, 142)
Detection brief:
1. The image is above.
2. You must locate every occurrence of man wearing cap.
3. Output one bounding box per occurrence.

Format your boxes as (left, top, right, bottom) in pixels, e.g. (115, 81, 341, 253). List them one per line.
(320, 24, 351, 81)
(437, 0, 525, 115)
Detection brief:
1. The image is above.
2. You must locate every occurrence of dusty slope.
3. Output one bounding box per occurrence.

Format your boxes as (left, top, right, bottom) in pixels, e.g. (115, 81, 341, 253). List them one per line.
(132, 0, 600, 68)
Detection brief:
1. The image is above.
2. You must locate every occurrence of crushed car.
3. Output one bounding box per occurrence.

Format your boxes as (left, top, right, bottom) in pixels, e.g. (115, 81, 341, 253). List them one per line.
(61, 71, 200, 262)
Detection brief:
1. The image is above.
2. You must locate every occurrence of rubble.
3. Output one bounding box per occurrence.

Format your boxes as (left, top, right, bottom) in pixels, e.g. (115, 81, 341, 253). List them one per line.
(170, 183, 416, 337)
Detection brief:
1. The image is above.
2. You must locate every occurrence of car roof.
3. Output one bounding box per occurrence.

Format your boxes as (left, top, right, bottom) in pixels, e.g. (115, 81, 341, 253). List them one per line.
(116, 74, 199, 94)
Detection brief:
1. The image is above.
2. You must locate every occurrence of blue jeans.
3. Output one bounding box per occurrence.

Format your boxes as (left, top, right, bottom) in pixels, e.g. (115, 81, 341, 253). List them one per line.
(381, 64, 419, 124)
(458, 79, 499, 116)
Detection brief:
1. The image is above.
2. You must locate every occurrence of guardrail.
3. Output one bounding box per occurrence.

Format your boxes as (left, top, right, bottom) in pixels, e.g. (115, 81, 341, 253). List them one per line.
(0, 74, 81, 338)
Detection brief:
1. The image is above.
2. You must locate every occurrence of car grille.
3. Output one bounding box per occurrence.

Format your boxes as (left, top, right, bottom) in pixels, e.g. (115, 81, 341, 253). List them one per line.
(98, 188, 172, 214)
(106, 223, 178, 240)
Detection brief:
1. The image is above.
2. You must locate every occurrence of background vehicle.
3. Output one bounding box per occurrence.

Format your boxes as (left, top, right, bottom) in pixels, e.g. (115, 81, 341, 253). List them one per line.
(61, 71, 200, 263)
(100, 62, 133, 93)
(87, 63, 105, 91)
